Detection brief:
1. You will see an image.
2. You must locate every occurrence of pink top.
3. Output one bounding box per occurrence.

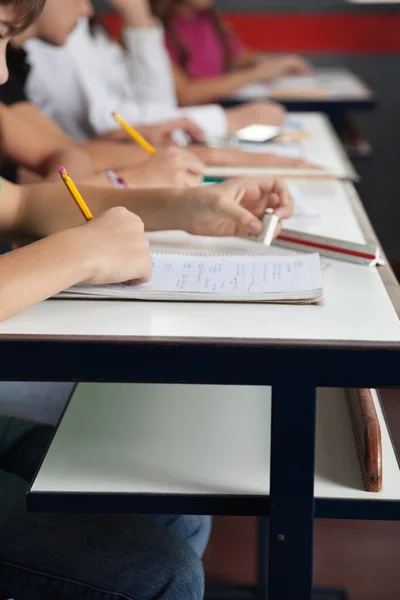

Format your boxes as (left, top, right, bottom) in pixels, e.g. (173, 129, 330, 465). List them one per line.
(165, 10, 242, 79)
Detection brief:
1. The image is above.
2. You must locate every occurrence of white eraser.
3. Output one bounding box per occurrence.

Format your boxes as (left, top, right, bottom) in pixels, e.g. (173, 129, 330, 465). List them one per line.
(258, 214, 280, 246)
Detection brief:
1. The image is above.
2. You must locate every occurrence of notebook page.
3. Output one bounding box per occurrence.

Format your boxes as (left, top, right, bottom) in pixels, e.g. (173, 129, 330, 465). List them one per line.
(68, 252, 323, 301)
(232, 143, 303, 158)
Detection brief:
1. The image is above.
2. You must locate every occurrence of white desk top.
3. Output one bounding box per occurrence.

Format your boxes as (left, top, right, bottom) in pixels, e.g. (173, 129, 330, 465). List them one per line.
(31, 383, 400, 502)
(285, 178, 366, 243)
(206, 112, 357, 180)
(0, 181, 398, 346)
(233, 68, 373, 103)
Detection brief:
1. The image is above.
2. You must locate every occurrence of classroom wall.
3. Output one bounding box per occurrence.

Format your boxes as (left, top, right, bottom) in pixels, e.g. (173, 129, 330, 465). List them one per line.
(94, 0, 400, 266)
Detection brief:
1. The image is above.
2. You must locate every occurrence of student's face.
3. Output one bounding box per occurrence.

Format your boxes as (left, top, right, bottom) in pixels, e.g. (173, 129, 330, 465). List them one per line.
(36, 0, 94, 46)
(0, 5, 17, 84)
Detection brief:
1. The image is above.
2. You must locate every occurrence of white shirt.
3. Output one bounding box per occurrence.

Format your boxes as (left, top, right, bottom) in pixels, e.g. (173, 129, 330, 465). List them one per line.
(24, 18, 227, 141)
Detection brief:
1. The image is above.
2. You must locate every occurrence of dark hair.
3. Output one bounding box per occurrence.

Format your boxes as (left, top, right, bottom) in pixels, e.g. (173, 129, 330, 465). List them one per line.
(150, 0, 233, 74)
(0, 0, 46, 34)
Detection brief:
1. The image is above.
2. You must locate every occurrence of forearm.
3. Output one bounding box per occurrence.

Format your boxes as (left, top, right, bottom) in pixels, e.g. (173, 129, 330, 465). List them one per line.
(78, 141, 150, 171)
(17, 183, 187, 238)
(3, 104, 94, 179)
(177, 70, 260, 106)
(117, 2, 155, 27)
(42, 148, 95, 181)
(233, 50, 261, 70)
(0, 230, 91, 322)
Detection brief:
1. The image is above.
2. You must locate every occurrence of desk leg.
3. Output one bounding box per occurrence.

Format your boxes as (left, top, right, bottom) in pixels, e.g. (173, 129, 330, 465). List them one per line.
(268, 385, 317, 600)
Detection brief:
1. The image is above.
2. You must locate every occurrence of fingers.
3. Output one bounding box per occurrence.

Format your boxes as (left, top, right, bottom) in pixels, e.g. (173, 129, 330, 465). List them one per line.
(254, 179, 293, 219)
(218, 198, 264, 237)
(172, 148, 205, 176)
(168, 118, 205, 142)
(227, 178, 293, 220)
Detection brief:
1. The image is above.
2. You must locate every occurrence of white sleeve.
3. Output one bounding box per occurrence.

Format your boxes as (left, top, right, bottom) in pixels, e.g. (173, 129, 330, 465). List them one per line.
(181, 105, 228, 139)
(122, 21, 177, 108)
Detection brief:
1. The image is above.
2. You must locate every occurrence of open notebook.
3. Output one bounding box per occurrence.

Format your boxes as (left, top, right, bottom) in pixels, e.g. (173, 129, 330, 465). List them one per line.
(59, 252, 323, 304)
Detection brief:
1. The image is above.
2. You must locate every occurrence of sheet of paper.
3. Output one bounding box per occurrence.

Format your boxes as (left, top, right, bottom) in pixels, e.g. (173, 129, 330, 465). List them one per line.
(69, 252, 323, 300)
(234, 69, 371, 102)
(234, 142, 303, 158)
(288, 183, 320, 218)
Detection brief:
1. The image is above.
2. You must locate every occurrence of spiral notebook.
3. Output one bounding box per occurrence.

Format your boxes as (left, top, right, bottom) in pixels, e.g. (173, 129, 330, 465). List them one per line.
(59, 251, 323, 304)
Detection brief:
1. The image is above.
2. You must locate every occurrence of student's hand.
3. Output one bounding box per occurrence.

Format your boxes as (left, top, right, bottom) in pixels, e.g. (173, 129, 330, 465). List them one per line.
(80, 207, 152, 284)
(251, 55, 313, 81)
(181, 179, 293, 238)
(226, 101, 287, 132)
(136, 119, 205, 146)
(106, 0, 154, 27)
(119, 147, 205, 188)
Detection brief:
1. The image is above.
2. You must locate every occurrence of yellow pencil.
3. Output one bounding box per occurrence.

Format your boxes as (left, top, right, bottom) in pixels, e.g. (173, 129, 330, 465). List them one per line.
(112, 112, 156, 155)
(59, 167, 93, 222)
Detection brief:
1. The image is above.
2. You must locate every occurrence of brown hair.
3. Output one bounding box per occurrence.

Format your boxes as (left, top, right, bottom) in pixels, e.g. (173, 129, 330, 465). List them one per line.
(0, 0, 46, 34)
(150, 0, 233, 74)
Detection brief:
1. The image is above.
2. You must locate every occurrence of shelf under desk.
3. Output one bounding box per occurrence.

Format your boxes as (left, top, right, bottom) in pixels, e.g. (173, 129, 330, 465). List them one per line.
(27, 384, 400, 519)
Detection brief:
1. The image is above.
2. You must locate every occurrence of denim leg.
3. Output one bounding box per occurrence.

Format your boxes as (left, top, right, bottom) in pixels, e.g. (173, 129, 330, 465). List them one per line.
(0, 469, 205, 600)
(0, 418, 206, 600)
(144, 514, 212, 558)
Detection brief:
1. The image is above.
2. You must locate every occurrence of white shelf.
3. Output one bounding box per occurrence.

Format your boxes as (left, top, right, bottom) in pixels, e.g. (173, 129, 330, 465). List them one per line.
(30, 383, 400, 514)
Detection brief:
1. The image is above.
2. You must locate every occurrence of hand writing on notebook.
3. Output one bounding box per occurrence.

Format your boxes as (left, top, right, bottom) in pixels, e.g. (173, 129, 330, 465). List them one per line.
(119, 148, 205, 188)
(81, 208, 151, 285)
(251, 55, 313, 81)
(183, 179, 293, 238)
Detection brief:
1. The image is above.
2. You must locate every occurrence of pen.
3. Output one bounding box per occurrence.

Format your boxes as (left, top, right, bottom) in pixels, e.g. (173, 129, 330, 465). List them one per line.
(58, 167, 93, 222)
(112, 112, 156, 155)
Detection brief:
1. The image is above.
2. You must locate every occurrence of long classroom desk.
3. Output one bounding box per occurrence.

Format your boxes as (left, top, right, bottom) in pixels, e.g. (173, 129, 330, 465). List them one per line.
(1, 178, 399, 600)
(206, 112, 358, 180)
(223, 69, 376, 158)
(228, 67, 376, 115)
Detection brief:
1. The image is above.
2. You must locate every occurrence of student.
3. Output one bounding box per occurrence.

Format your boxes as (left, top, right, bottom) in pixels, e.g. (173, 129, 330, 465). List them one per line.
(151, 0, 312, 106)
(20, 0, 314, 170)
(0, 3, 294, 598)
(24, 0, 287, 142)
(0, 101, 205, 188)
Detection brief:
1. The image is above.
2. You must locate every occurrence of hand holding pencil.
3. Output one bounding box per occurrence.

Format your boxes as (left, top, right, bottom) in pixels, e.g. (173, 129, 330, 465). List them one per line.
(58, 166, 152, 284)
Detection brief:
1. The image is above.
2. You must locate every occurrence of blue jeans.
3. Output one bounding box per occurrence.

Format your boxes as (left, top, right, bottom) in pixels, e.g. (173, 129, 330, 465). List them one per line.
(0, 412, 211, 600)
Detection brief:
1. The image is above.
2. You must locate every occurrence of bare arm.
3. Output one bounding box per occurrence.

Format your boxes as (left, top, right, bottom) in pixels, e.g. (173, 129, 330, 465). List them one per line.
(16, 181, 184, 239)
(172, 63, 264, 106)
(6, 101, 161, 172)
(172, 56, 313, 106)
(0, 180, 153, 321)
(233, 49, 261, 70)
(0, 230, 94, 321)
(1, 103, 93, 180)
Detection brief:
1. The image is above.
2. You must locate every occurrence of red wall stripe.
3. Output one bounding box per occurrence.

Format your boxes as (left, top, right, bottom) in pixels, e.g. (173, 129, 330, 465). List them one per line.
(224, 13, 400, 54)
(101, 12, 400, 54)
